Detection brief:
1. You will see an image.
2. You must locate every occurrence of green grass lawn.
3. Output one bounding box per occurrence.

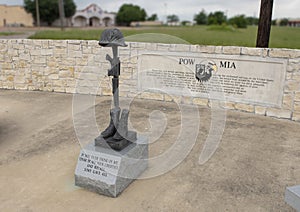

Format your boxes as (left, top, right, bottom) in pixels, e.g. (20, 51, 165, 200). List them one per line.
(0, 32, 23, 36)
(29, 25, 300, 49)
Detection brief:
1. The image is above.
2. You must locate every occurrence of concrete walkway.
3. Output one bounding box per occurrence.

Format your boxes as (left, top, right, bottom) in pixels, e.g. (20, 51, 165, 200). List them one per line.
(0, 89, 299, 211)
(0, 27, 36, 39)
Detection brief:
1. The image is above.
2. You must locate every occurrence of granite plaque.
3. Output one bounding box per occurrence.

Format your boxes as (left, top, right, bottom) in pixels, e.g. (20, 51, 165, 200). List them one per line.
(138, 52, 287, 107)
(75, 149, 121, 185)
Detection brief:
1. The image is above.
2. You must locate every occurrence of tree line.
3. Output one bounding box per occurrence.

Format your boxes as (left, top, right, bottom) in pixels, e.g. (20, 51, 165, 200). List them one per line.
(116, 5, 290, 28)
(193, 9, 290, 28)
(115, 4, 252, 27)
(194, 10, 254, 28)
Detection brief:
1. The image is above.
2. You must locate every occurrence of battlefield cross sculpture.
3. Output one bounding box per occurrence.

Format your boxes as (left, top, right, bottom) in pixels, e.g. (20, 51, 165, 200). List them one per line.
(95, 28, 137, 150)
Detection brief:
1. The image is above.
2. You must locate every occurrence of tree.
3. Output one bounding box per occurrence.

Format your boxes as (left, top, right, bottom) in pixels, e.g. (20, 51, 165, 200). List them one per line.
(147, 14, 158, 21)
(24, 0, 76, 26)
(279, 18, 289, 26)
(63, 0, 76, 19)
(208, 11, 227, 25)
(194, 9, 207, 25)
(229, 15, 248, 28)
(246, 17, 259, 25)
(271, 19, 276, 25)
(116, 4, 147, 26)
(181, 20, 191, 26)
(167, 14, 179, 23)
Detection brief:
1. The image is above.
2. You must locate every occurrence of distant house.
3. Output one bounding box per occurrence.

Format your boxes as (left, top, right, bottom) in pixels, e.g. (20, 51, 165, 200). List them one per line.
(130, 21, 163, 27)
(288, 19, 300, 27)
(167, 21, 180, 26)
(0, 4, 33, 27)
(72, 4, 115, 27)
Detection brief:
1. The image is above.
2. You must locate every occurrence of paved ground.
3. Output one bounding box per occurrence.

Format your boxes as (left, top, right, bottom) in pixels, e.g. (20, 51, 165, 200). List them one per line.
(0, 89, 300, 211)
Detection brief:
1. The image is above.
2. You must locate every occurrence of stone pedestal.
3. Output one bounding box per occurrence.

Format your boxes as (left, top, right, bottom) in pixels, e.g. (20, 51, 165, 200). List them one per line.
(75, 135, 148, 197)
(285, 185, 300, 211)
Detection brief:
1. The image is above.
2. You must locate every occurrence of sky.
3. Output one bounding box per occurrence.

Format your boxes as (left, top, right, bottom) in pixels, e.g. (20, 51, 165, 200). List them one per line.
(2, 0, 300, 21)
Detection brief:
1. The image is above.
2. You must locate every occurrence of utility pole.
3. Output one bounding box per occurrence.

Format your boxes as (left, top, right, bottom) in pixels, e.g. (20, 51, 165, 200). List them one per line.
(58, 0, 65, 31)
(256, 0, 274, 48)
(35, 0, 40, 29)
(164, 3, 167, 25)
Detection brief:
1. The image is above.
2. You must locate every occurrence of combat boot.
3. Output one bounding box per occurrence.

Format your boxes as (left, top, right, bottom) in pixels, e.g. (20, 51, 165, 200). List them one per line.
(101, 107, 120, 138)
(113, 109, 129, 140)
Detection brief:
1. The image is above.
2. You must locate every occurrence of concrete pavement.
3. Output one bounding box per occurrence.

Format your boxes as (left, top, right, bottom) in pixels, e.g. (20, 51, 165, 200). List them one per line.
(0, 89, 299, 211)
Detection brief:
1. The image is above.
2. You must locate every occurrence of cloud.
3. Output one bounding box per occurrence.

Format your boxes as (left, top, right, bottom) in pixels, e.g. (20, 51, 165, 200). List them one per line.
(273, 0, 300, 19)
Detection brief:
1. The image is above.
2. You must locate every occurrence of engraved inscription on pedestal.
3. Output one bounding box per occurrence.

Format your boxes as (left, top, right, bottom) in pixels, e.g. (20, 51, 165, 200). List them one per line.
(138, 53, 287, 107)
(75, 149, 121, 185)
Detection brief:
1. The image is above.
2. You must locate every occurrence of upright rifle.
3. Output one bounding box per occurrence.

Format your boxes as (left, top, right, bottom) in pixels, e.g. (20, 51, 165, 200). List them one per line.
(106, 45, 120, 108)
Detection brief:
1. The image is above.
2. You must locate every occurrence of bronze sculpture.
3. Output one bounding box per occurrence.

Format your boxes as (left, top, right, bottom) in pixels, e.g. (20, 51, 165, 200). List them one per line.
(95, 28, 137, 150)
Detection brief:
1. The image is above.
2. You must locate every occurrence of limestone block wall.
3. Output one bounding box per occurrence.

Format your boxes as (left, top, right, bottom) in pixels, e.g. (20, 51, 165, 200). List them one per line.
(0, 39, 299, 122)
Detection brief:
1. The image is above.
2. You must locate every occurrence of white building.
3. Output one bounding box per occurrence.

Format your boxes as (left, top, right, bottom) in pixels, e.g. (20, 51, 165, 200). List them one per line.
(72, 4, 115, 27)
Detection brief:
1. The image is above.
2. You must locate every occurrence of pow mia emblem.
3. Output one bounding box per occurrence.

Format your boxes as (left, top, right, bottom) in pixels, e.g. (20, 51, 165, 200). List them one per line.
(195, 61, 217, 82)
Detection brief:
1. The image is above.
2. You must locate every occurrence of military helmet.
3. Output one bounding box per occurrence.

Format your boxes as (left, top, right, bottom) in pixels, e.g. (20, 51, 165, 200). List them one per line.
(99, 28, 127, 47)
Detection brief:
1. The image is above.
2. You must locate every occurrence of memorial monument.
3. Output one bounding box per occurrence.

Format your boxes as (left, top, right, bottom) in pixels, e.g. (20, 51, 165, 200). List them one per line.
(75, 28, 148, 197)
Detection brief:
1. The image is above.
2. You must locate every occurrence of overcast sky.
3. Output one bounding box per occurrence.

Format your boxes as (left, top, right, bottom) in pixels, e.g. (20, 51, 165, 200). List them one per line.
(2, 0, 300, 21)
